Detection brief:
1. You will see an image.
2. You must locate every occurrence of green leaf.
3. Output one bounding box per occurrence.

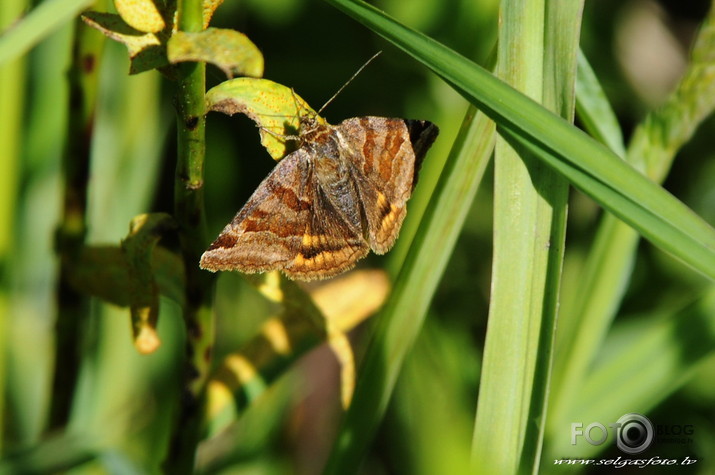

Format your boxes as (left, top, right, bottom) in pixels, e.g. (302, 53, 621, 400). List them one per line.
(200, 0, 226, 29)
(472, 0, 579, 472)
(0, 432, 97, 473)
(548, 8, 715, 448)
(168, 28, 264, 78)
(67, 218, 185, 357)
(205, 78, 323, 160)
(322, 0, 715, 470)
(67, 245, 184, 309)
(473, 0, 550, 470)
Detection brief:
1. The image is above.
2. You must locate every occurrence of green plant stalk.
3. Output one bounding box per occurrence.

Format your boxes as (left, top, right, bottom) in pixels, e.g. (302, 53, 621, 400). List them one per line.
(472, 0, 578, 471)
(548, 8, 715, 442)
(521, 2, 583, 471)
(48, 14, 104, 431)
(165, 0, 213, 471)
(325, 104, 495, 472)
(472, 0, 547, 468)
(0, 0, 28, 449)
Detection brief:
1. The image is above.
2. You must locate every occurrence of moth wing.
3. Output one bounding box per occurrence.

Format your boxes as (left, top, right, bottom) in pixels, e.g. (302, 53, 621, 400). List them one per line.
(283, 185, 370, 280)
(200, 149, 369, 281)
(336, 117, 438, 253)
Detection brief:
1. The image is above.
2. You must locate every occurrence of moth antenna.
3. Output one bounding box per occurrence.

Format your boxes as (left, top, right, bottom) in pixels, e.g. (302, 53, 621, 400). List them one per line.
(317, 51, 382, 115)
(290, 88, 313, 120)
(258, 124, 300, 142)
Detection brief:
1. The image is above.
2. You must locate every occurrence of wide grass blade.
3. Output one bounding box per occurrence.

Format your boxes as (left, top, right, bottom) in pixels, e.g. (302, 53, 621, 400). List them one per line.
(473, 0, 581, 471)
(472, 0, 549, 471)
(0, 0, 29, 446)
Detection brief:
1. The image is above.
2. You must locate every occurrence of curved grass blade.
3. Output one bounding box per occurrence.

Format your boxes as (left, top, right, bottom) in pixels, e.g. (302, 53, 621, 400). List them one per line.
(323, 0, 715, 280)
(574, 51, 626, 157)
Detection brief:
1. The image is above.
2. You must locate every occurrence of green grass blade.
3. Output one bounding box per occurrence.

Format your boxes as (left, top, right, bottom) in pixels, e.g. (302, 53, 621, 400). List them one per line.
(69, 40, 175, 471)
(473, 0, 581, 471)
(497, 123, 711, 280)
(575, 51, 626, 157)
(549, 49, 638, 441)
(0, 0, 28, 449)
(325, 106, 495, 473)
(523, 1, 583, 470)
(548, 214, 638, 438)
(5, 22, 73, 446)
(472, 0, 548, 471)
(323, 0, 715, 280)
(0, 0, 94, 66)
(0, 433, 96, 473)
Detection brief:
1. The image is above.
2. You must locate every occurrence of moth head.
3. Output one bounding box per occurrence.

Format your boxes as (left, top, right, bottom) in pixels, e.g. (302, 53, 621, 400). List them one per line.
(298, 112, 321, 133)
(297, 111, 331, 147)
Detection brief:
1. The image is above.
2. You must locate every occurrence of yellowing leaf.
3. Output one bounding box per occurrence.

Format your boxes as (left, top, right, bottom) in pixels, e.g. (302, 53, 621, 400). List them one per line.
(205, 78, 326, 160)
(310, 269, 390, 332)
(310, 269, 390, 407)
(82, 11, 169, 74)
(114, 0, 165, 33)
(202, 0, 224, 28)
(168, 28, 264, 78)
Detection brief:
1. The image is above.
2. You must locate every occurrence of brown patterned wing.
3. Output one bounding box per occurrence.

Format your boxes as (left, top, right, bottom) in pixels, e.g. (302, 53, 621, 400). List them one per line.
(283, 184, 370, 280)
(200, 149, 369, 281)
(336, 117, 438, 254)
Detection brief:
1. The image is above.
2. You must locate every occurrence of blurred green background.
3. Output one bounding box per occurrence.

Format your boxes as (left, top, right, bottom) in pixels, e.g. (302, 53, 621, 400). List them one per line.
(2, 0, 714, 473)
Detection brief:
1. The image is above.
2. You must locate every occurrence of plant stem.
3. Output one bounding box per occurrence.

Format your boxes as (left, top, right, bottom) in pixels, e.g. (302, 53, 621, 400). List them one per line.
(164, 0, 214, 470)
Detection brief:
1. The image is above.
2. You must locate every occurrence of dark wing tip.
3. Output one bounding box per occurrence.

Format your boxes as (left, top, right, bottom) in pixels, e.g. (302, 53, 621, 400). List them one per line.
(404, 120, 439, 190)
(205, 232, 239, 252)
(200, 232, 240, 271)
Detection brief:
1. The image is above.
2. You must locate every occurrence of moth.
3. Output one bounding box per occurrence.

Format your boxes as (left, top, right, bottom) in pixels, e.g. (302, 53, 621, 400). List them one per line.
(200, 114, 438, 280)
